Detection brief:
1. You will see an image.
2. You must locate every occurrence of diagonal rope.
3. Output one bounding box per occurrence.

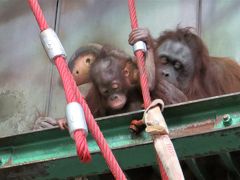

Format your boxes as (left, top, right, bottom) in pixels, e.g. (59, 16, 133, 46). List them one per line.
(28, 1, 126, 179)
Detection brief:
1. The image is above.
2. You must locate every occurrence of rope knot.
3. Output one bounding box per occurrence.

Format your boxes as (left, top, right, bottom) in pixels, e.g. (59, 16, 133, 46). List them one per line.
(143, 99, 169, 135)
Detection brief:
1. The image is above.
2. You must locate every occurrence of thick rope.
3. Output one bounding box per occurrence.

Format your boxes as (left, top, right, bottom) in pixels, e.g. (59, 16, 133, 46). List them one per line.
(55, 56, 91, 162)
(58, 57, 127, 179)
(127, 0, 184, 179)
(28, 0, 48, 31)
(28, 1, 126, 179)
(128, 0, 151, 108)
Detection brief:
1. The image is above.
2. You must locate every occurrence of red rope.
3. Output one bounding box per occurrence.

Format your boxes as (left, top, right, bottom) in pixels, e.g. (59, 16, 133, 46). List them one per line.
(28, 0, 48, 31)
(55, 56, 91, 162)
(128, 0, 151, 109)
(57, 56, 126, 179)
(128, 0, 176, 179)
(28, 1, 126, 179)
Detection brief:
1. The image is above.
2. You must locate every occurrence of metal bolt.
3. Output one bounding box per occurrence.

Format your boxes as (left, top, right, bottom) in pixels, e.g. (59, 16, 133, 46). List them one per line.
(223, 114, 232, 127)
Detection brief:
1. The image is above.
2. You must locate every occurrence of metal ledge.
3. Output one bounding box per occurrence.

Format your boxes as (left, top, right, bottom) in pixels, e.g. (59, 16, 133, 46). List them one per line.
(1, 93, 240, 179)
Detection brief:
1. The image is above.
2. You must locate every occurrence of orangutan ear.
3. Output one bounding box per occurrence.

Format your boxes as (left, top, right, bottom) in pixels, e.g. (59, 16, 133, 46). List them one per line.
(123, 66, 130, 77)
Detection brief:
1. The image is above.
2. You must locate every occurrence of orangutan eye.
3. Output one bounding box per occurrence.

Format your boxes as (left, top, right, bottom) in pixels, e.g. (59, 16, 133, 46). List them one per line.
(174, 61, 182, 70)
(104, 90, 109, 95)
(100, 88, 109, 95)
(160, 56, 169, 64)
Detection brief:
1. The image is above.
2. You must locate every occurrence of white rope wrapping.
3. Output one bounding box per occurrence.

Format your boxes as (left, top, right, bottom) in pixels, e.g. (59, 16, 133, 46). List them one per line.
(143, 99, 168, 135)
(143, 99, 185, 180)
(40, 28, 66, 62)
(66, 102, 88, 138)
(132, 41, 147, 53)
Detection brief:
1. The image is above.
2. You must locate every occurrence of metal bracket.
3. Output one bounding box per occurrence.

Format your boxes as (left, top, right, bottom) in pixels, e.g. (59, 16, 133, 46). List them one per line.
(132, 41, 147, 53)
(66, 102, 88, 138)
(40, 28, 66, 63)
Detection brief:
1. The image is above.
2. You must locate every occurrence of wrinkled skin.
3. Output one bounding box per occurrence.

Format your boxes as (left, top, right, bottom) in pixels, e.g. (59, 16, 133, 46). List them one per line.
(155, 39, 194, 90)
(130, 27, 240, 100)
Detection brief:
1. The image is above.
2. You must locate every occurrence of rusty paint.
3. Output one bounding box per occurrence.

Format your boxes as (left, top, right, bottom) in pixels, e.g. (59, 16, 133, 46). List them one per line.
(170, 113, 240, 138)
(215, 115, 224, 125)
(170, 119, 215, 138)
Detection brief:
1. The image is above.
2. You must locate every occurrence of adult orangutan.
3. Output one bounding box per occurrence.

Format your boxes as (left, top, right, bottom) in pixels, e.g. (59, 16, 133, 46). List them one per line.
(129, 27, 240, 179)
(129, 27, 240, 103)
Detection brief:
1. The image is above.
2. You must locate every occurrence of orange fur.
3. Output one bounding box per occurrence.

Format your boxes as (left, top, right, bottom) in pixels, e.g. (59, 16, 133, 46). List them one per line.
(156, 28, 240, 101)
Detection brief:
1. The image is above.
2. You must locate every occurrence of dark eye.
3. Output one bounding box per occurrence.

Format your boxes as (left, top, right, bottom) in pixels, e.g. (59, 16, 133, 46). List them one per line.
(101, 89, 109, 95)
(160, 56, 168, 64)
(174, 61, 182, 70)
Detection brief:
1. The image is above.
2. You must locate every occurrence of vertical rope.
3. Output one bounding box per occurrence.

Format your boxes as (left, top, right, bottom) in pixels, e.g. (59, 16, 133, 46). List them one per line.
(128, 0, 151, 109)
(127, 0, 184, 179)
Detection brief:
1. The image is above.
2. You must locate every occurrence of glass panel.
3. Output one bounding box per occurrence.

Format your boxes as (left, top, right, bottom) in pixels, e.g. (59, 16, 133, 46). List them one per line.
(202, 0, 240, 62)
(49, 0, 198, 118)
(0, 0, 57, 137)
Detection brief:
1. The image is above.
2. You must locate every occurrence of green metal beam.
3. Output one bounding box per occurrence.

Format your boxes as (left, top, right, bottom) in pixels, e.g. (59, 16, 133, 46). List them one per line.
(1, 93, 240, 179)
